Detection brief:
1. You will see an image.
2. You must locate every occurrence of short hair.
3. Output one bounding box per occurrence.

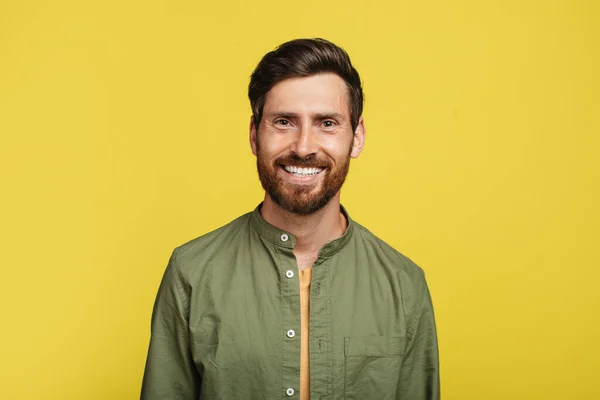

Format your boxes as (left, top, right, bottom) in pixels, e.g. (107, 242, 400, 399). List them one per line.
(248, 38, 364, 132)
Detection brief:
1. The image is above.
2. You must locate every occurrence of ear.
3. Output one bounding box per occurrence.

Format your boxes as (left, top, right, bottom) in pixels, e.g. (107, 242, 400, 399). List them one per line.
(250, 116, 258, 156)
(350, 116, 366, 158)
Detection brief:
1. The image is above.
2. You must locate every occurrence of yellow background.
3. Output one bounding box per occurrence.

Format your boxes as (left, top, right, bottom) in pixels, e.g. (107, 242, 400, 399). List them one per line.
(1, 0, 599, 398)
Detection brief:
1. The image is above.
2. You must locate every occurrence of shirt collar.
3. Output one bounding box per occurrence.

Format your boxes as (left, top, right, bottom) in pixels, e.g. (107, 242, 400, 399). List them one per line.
(249, 202, 354, 259)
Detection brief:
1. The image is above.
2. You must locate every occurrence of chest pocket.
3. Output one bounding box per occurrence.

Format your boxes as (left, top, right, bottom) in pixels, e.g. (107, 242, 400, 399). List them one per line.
(344, 336, 406, 400)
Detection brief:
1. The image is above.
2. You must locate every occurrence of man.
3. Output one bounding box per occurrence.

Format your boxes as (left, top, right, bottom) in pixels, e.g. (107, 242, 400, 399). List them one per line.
(141, 38, 440, 400)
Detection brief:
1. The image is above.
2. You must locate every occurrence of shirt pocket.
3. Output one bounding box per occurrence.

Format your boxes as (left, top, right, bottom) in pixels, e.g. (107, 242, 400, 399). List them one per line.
(343, 336, 406, 400)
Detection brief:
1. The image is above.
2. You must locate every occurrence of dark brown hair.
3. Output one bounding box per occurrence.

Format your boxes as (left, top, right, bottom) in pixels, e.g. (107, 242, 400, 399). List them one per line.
(248, 38, 364, 132)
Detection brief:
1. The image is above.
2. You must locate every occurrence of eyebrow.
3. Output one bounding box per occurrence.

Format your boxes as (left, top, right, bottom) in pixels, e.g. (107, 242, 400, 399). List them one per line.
(266, 111, 347, 121)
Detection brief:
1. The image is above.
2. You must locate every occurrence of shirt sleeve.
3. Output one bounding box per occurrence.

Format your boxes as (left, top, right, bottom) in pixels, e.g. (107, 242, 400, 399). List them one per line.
(141, 250, 201, 399)
(398, 274, 441, 399)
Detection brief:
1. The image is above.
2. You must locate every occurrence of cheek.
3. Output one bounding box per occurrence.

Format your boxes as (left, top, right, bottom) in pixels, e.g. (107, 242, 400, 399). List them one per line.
(258, 145, 283, 165)
(259, 135, 294, 157)
(319, 136, 353, 159)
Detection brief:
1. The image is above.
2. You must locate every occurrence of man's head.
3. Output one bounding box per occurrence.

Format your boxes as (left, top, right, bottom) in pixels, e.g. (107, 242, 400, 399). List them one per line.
(249, 38, 365, 215)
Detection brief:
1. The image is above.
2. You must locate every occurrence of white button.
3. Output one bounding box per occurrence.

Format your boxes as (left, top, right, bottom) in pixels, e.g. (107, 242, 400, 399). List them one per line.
(286, 388, 295, 396)
(280, 233, 289, 242)
(285, 270, 294, 278)
(287, 329, 295, 338)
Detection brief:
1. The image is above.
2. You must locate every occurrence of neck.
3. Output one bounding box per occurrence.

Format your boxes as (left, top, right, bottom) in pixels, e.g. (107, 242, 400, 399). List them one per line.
(260, 194, 347, 253)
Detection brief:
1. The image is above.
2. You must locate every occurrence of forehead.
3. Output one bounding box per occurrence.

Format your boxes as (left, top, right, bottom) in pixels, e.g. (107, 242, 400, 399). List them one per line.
(262, 73, 350, 116)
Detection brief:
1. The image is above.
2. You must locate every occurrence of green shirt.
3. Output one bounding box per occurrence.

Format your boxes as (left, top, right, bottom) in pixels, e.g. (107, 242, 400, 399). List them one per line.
(141, 205, 440, 399)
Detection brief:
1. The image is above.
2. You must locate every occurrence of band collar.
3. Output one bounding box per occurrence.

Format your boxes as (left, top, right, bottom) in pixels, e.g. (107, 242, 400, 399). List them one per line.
(249, 202, 354, 259)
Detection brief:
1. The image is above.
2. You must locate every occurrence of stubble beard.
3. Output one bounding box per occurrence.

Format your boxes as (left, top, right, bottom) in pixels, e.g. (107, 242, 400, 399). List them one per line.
(256, 146, 352, 216)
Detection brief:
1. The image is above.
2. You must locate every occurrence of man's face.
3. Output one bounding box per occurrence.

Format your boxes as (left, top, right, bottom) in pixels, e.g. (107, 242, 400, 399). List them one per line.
(250, 73, 365, 215)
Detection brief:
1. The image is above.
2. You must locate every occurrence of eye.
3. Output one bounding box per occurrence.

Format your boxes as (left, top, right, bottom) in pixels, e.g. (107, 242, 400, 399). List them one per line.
(275, 119, 290, 126)
(322, 120, 336, 128)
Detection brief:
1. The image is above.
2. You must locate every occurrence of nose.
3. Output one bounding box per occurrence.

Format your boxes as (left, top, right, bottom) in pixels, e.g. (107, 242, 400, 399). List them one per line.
(290, 124, 318, 158)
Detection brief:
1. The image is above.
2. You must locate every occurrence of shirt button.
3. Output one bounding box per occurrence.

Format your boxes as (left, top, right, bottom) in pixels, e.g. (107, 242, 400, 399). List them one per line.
(280, 233, 289, 242)
(285, 270, 294, 278)
(286, 388, 295, 396)
(286, 329, 295, 338)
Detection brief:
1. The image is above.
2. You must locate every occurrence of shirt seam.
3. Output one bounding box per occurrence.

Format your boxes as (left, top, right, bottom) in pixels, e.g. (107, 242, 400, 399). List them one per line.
(171, 248, 190, 322)
(405, 272, 426, 341)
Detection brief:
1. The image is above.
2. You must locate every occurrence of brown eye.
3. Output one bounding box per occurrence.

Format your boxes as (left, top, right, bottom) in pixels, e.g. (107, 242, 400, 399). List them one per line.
(323, 120, 336, 128)
(276, 119, 289, 126)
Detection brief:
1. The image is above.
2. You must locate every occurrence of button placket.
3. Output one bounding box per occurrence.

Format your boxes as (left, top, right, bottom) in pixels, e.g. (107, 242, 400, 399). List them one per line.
(281, 250, 300, 400)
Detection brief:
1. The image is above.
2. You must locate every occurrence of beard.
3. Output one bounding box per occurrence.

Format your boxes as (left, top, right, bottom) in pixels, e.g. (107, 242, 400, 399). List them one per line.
(256, 146, 352, 215)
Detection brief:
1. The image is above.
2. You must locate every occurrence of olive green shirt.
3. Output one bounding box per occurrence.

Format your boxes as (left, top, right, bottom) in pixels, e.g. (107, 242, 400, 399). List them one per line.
(141, 205, 440, 399)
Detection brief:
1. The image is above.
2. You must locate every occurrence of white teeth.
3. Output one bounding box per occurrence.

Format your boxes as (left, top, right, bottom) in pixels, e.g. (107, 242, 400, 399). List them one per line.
(283, 165, 323, 176)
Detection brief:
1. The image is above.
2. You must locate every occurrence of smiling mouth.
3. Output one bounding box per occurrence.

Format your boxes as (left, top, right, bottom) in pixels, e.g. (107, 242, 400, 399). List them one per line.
(281, 165, 324, 177)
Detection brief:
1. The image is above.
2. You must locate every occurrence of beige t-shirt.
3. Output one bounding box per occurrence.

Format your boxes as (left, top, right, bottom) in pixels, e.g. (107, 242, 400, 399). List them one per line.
(299, 268, 312, 400)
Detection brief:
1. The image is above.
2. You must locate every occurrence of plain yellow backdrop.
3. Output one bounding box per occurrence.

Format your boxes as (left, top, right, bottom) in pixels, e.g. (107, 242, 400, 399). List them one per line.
(1, 0, 599, 398)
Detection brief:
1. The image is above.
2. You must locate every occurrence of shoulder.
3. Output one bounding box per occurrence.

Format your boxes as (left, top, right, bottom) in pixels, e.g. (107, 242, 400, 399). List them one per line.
(169, 211, 253, 277)
(352, 221, 427, 286)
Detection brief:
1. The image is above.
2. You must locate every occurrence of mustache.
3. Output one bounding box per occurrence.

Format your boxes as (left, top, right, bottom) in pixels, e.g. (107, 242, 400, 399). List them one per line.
(276, 154, 330, 168)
